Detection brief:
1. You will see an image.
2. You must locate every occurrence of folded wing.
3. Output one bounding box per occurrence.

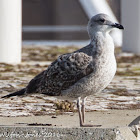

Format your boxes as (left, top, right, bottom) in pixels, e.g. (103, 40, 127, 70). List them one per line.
(26, 52, 94, 96)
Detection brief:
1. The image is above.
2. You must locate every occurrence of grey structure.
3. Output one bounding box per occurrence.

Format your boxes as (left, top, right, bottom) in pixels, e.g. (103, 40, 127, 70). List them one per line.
(2, 14, 124, 127)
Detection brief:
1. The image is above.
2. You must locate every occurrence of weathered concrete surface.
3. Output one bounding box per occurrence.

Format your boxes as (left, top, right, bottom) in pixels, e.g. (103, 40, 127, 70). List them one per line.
(0, 110, 139, 128)
(0, 46, 140, 117)
(0, 126, 137, 140)
(0, 127, 116, 140)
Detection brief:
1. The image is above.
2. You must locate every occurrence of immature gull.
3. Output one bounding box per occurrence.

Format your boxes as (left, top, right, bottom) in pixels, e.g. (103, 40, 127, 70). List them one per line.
(2, 14, 124, 127)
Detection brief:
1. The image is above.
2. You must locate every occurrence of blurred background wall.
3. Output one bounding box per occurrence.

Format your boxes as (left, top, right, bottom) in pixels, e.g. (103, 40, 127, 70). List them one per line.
(22, 0, 120, 40)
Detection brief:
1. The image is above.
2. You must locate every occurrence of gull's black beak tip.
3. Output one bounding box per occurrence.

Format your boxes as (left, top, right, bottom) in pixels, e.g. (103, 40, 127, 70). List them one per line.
(112, 23, 124, 30)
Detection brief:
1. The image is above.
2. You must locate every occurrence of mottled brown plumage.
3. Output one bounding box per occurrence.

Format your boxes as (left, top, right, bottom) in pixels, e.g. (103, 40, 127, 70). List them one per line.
(26, 46, 95, 96)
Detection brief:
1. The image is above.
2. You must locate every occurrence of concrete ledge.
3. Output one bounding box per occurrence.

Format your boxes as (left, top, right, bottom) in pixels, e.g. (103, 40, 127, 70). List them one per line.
(0, 110, 139, 139)
(0, 126, 137, 140)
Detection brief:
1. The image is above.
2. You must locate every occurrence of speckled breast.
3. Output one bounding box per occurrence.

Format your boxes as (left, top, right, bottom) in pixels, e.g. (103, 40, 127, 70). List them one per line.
(61, 53, 116, 98)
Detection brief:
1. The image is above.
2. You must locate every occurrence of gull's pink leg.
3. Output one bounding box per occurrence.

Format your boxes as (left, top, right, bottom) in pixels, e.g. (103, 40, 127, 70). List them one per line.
(77, 97, 102, 127)
(81, 97, 87, 123)
(77, 97, 83, 126)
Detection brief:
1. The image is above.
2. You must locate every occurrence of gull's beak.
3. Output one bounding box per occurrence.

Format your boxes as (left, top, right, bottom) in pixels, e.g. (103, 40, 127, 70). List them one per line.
(111, 23, 124, 30)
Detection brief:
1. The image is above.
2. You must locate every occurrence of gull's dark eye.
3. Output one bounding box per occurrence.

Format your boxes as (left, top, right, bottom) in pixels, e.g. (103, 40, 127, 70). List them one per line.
(100, 19, 105, 23)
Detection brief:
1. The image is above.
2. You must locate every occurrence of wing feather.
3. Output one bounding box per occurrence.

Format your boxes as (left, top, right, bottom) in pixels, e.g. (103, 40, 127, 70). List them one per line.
(26, 52, 94, 95)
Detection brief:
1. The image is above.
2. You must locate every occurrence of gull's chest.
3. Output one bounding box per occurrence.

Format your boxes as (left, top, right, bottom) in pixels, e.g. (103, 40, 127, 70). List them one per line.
(61, 53, 116, 98)
(92, 53, 116, 89)
(61, 35, 116, 98)
(87, 37, 116, 94)
(74, 53, 116, 98)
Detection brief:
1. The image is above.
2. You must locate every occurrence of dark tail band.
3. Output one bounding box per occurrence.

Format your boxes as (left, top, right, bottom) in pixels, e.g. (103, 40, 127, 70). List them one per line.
(1, 88, 26, 98)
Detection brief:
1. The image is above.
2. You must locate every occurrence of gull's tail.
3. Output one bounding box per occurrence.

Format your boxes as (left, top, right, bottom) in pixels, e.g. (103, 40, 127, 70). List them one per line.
(1, 88, 26, 98)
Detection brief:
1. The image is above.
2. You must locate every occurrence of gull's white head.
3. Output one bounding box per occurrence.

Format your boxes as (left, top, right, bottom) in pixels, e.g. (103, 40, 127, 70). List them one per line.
(87, 13, 124, 39)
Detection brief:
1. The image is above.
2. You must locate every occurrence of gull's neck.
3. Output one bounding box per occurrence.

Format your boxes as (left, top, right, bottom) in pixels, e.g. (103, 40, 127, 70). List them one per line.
(90, 31, 107, 45)
(90, 31, 114, 54)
